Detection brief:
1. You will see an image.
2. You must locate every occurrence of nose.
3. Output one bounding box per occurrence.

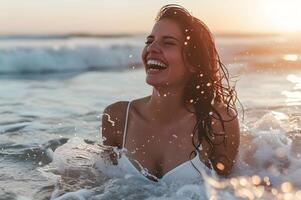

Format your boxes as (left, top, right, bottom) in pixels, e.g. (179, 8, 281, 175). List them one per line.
(146, 41, 161, 53)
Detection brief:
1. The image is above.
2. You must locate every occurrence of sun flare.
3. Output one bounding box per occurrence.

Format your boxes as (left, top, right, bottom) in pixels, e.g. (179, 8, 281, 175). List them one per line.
(262, 0, 301, 32)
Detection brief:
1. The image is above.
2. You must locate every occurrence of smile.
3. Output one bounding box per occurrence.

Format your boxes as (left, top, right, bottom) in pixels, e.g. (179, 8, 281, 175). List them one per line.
(146, 59, 168, 73)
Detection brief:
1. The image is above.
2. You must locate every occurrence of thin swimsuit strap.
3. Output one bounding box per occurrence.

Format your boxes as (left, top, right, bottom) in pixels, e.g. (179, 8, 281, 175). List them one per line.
(121, 100, 201, 152)
(122, 101, 131, 149)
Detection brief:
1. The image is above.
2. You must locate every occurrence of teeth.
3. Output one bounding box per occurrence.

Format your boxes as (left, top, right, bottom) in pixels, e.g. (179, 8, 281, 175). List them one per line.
(148, 68, 160, 72)
(147, 59, 167, 68)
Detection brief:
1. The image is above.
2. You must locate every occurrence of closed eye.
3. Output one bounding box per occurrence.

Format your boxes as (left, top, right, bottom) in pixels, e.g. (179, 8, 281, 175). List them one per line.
(144, 40, 176, 46)
(164, 42, 175, 45)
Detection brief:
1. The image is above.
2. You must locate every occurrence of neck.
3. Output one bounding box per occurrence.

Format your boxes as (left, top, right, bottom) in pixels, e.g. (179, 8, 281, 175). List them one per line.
(145, 85, 194, 124)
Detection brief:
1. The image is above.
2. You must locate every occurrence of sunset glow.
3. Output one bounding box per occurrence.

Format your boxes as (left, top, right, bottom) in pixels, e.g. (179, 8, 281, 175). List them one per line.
(1, 0, 301, 34)
(261, 0, 301, 32)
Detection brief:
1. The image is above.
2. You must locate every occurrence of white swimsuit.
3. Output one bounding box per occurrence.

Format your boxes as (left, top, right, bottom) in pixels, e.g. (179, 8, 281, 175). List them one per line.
(114, 101, 211, 184)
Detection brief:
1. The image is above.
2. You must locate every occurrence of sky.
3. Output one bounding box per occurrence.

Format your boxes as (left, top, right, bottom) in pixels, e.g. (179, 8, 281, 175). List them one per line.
(0, 0, 301, 35)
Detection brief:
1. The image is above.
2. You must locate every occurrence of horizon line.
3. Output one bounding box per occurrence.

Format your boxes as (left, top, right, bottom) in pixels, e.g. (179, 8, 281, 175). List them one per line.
(0, 31, 298, 38)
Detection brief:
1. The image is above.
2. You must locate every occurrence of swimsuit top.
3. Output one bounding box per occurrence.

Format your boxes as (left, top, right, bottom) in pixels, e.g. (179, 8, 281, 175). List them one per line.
(114, 101, 211, 184)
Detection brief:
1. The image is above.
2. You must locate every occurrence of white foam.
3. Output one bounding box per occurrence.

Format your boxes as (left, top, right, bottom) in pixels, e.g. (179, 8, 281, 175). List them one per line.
(0, 45, 141, 74)
(42, 110, 301, 199)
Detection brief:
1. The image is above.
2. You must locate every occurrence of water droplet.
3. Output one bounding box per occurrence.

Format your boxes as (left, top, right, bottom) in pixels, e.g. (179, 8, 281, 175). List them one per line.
(186, 36, 190, 40)
(239, 177, 248, 186)
(281, 182, 293, 193)
(251, 175, 261, 185)
(263, 176, 270, 184)
(216, 162, 225, 171)
(271, 188, 278, 195)
(129, 54, 133, 58)
(172, 134, 178, 139)
(207, 82, 212, 87)
(230, 178, 238, 187)
(283, 54, 298, 61)
(196, 85, 200, 89)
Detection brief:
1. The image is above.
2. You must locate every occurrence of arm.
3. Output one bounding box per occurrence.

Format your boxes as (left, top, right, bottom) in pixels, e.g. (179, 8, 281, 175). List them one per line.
(207, 104, 240, 176)
(101, 101, 128, 148)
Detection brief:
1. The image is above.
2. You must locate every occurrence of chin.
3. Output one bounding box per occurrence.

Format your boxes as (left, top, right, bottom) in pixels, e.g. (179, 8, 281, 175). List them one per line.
(145, 77, 167, 87)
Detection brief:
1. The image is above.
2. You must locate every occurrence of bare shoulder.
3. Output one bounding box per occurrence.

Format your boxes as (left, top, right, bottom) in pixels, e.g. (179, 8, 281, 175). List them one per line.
(209, 102, 240, 176)
(212, 102, 238, 122)
(211, 102, 240, 137)
(101, 101, 129, 148)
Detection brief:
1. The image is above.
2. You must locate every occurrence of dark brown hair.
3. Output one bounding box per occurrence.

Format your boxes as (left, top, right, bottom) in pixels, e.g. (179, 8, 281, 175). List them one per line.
(156, 4, 239, 172)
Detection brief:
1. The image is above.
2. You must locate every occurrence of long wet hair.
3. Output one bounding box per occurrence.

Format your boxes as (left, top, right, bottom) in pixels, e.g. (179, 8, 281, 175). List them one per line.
(156, 4, 239, 172)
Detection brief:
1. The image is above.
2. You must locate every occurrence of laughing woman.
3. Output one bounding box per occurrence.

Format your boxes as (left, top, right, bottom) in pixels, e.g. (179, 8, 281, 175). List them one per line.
(101, 4, 240, 183)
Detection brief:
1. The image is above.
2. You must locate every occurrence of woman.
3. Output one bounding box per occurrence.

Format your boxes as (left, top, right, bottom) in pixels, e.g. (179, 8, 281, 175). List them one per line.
(101, 4, 240, 183)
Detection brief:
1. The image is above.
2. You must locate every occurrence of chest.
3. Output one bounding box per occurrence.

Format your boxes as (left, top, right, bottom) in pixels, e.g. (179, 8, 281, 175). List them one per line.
(123, 113, 201, 178)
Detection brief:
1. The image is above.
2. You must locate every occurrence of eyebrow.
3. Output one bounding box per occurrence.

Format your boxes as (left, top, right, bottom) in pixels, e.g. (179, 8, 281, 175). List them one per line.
(146, 35, 180, 42)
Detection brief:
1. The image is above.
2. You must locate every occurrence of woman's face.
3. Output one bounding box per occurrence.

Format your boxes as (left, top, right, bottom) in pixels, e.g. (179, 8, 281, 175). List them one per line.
(142, 18, 192, 88)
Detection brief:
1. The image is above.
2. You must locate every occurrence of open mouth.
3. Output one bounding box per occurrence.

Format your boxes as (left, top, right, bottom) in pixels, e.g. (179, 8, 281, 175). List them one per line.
(146, 59, 168, 72)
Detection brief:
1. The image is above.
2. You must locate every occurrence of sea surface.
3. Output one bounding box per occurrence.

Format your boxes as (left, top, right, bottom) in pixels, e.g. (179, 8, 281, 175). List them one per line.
(0, 33, 301, 200)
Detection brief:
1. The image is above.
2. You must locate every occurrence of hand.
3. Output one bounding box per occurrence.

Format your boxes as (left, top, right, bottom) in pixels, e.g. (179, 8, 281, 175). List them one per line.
(100, 146, 119, 165)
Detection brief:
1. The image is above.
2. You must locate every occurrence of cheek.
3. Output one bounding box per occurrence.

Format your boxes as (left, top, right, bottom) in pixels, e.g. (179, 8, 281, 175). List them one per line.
(169, 52, 186, 69)
(168, 55, 191, 78)
(169, 48, 184, 62)
(141, 47, 147, 63)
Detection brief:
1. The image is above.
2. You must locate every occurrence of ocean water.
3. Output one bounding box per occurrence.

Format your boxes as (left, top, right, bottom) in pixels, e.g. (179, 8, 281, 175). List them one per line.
(0, 33, 301, 200)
